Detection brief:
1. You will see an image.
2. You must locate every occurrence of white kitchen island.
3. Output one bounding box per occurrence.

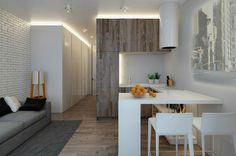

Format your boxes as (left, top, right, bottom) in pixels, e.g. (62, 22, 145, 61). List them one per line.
(118, 90, 223, 156)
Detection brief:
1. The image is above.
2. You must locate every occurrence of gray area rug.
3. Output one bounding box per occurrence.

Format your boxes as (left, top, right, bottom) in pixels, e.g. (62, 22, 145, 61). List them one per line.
(9, 120, 81, 156)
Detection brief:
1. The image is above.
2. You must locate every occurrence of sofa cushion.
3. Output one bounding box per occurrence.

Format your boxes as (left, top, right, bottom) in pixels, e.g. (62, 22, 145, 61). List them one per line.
(19, 98, 46, 111)
(0, 121, 24, 144)
(0, 111, 46, 128)
(4, 96, 22, 112)
(0, 98, 12, 117)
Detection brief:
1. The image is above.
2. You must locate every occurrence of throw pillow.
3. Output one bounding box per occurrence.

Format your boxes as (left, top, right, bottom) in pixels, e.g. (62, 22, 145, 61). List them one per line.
(19, 98, 46, 111)
(4, 96, 21, 112)
(0, 98, 12, 117)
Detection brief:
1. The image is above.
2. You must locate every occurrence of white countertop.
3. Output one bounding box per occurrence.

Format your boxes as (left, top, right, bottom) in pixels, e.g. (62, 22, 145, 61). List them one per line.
(119, 90, 223, 105)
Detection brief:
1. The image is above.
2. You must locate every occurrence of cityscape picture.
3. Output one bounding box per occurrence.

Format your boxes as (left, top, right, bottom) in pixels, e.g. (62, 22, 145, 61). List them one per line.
(192, 0, 236, 72)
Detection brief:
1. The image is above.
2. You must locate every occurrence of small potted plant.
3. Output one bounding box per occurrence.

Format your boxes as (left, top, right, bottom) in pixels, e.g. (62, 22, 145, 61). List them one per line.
(154, 72, 161, 84)
(148, 74, 155, 84)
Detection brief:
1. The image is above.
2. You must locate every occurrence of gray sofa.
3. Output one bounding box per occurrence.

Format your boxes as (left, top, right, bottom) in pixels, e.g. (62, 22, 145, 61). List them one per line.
(0, 102, 51, 156)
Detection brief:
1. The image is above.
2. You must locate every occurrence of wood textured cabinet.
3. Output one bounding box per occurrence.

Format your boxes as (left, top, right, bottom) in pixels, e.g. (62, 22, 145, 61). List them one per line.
(120, 19, 161, 52)
(96, 52, 119, 117)
(96, 19, 120, 52)
(96, 19, 167, 118)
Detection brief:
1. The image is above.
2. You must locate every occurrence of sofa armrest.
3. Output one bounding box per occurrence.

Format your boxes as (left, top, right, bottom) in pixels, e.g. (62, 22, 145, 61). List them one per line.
(44, 101, 51, 122)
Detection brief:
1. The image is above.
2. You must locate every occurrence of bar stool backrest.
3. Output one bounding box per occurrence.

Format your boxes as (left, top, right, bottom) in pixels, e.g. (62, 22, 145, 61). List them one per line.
(156, 113, 193, 135)
(202, 113, 236, 135)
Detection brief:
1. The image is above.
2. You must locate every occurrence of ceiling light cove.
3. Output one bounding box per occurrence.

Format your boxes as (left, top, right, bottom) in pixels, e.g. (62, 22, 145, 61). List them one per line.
(96, 14, 160, 19)
(30, 21, 63, 26)
(30, 21, 90, 47)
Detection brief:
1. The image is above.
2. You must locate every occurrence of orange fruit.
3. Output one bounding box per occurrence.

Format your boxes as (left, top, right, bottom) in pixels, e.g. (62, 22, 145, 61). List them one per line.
(152, 93, 157, 97)
(136, 89, 141, 94)
(149, 91, 153, 96)
(131, 87, 136, 93)
(136, 84, 141, 88)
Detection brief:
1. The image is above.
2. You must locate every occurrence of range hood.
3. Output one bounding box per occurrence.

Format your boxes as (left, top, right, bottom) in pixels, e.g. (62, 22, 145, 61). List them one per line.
(159, 1, 179, 49)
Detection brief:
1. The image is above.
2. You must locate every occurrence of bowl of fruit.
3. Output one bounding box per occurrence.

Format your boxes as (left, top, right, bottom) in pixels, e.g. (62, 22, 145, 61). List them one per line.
(130, 84, 147, 98)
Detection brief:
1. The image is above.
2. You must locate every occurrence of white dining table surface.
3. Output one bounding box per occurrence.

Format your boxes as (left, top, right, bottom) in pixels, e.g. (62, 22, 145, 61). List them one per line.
(119, 90, 223, 105)
(118, 89, 223, 156)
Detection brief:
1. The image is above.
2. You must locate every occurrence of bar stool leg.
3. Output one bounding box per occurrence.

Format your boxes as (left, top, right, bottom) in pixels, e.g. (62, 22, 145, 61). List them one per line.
(212, 136, 215, 156)
(156, 134, 159, 156)
(233, 135, 236, 155)
(201, 134, 205, 156)
(184, 135, 187, 156)
(188, 134, 194, 156)
(176, 136, 178, 156)
(148, 120, 151, 156)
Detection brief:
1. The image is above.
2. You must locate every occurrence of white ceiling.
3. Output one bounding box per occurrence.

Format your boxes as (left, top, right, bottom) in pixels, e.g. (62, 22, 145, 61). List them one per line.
(0, 0, 187, 45)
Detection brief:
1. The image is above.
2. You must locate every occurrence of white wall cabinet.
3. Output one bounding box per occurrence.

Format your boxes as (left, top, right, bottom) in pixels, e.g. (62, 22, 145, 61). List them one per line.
(31, 26, 91, 113)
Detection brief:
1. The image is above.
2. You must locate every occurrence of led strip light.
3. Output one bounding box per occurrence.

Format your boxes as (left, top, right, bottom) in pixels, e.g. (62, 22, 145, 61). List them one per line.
(30, 21, 90, 47)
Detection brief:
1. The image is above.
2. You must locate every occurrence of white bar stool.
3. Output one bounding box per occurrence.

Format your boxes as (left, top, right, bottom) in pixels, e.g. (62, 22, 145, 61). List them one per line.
(148, 113, 194, 156)
(193, 113, 236, 156)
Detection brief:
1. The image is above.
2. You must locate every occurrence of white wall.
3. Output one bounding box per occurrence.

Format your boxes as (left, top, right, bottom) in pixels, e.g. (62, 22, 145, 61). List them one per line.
(31, 26, 63, 113)
(0, 9, 31, 101)
(164, 0, 236, 155)
(120, 53, 165, 84)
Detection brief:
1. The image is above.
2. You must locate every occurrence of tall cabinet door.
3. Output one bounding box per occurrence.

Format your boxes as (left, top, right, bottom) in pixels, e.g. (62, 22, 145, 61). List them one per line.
(78, 41, 83, 100)
(96, 52, 119, 117)
(92, 46, 97, 96)
(81, 44, 85, 97)
(120, 19, 161, 52)
(63, 29, 72, 111)
(96, 19, 120, 118)
(87, 47, 92, 95)
(71, 34, 82, 105)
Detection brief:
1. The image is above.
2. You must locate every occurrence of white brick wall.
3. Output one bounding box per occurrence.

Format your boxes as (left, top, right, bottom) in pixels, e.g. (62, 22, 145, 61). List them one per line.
(0, 9, 31, 101)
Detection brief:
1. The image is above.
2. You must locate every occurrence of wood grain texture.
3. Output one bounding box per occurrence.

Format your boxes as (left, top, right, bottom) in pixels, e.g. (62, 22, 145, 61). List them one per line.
(119, 19, 169, 52)
(54, 96, 203, 156)
(96, 19, 170, 118)
(96, 19, 120, 53)
(96, 52, 119, 117)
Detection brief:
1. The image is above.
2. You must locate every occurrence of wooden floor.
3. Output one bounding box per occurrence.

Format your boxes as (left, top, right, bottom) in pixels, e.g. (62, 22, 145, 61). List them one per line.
(52, 96, 202, 156)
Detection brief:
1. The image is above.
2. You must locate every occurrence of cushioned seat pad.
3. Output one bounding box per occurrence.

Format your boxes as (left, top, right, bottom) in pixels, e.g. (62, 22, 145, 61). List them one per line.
(0, 111, 46, 128)
(0, 121, 24, 144)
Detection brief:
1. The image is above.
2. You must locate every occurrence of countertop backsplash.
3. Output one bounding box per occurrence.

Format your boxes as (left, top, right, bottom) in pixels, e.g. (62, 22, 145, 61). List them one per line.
(119, 53, 165, 84)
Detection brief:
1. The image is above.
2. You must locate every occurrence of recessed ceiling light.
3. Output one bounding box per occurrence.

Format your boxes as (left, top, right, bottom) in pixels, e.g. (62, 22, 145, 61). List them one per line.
(121, 6, 128, 13)
(82, 28, 88, 33)
(65, 3, 72, 13)
(90, 35, 94, 39)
